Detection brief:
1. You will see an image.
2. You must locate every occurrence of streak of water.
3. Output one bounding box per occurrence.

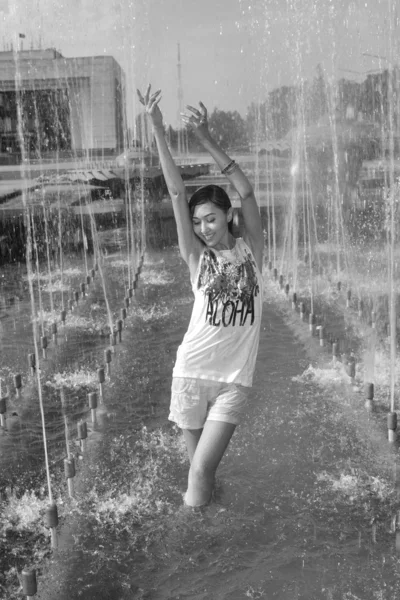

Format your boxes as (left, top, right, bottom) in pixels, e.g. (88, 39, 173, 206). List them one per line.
(15, 52, 54, 506)
(42, 200, 55, 316)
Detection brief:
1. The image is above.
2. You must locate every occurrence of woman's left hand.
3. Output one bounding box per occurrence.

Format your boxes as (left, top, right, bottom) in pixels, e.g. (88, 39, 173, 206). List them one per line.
(181, 102, 210, 141)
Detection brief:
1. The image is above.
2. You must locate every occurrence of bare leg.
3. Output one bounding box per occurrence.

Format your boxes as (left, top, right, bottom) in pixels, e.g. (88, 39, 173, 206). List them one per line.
(184, 420, 236, 507)
(182, 428, 203, 464)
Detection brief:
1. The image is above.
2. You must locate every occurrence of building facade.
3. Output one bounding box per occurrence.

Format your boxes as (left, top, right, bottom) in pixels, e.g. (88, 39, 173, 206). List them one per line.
(0, 49, 126, 157)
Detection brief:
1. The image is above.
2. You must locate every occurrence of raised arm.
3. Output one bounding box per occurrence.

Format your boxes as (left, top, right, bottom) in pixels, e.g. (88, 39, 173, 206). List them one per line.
(137, 86, 202, 274)
(182, 103, 264, 272)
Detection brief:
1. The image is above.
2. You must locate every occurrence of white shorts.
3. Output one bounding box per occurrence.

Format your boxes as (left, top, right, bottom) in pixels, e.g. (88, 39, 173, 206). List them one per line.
(168, 377, 249, 430)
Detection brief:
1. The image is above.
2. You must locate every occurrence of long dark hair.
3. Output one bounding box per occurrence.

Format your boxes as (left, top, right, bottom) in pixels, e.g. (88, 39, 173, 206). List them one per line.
(188, 185, 233, 233)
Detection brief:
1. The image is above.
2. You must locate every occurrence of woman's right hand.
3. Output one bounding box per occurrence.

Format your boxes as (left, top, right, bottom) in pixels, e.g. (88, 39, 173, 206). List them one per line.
(137, 84, 163, 129)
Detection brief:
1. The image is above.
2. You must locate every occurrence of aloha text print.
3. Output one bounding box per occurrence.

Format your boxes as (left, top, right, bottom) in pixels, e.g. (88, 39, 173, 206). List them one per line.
(206, 295, 255, 327)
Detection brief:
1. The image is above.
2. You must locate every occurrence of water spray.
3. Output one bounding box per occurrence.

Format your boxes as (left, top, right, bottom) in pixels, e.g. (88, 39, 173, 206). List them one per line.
(86, 212, 115, 338)
(15, 51, 57, 559)
(30, 212, 45, 339)
(42, 200, 55, 317)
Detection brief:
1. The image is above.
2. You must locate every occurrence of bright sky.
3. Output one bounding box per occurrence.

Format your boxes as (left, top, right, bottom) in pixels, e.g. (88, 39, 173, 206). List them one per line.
(1, 0, 398, 127)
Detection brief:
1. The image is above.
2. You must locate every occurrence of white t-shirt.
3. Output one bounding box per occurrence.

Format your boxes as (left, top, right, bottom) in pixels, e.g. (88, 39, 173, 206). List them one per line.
(172, 238, 263, 387)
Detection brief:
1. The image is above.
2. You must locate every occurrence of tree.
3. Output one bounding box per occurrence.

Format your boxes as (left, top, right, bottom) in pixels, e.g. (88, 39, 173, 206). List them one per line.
(207, 109, 248, 150)
(246, 101, 268, 144)
(265, 85, 298, 139)
(305, 64, 328, 125)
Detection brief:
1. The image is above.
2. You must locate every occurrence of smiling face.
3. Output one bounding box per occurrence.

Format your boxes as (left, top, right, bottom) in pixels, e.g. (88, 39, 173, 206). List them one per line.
(192, 201, 233, 250)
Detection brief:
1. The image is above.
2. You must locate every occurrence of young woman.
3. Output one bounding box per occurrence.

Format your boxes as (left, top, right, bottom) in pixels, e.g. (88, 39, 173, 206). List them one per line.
(137, 85, 264, 507)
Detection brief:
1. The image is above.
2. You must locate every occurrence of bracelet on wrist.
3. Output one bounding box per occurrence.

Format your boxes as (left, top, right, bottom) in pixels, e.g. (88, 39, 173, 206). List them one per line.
(221, 159, 237, 176)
